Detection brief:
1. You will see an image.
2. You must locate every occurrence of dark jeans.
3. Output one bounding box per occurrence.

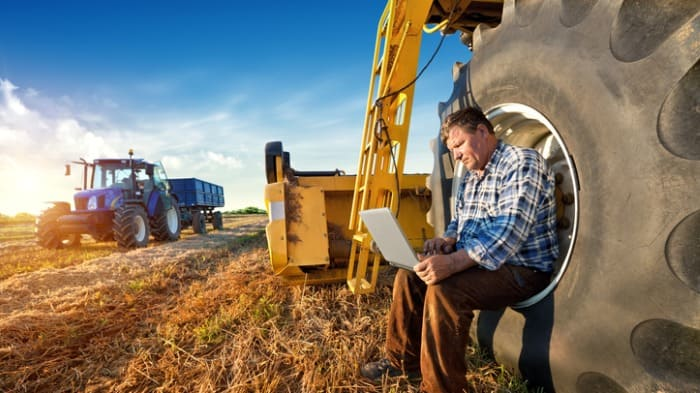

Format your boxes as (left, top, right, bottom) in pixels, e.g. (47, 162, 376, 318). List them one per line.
(385, 264, 551, 393)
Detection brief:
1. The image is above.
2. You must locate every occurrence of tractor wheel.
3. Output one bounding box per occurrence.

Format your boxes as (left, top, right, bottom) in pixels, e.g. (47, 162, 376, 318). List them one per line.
(433, 1, 700, 392)
(212, 211, 224, 230)
(113, 205, 150, 248)
(151, 196, 181, 241)
(192, 210, 207, 234)
(36, 203, 80, 249)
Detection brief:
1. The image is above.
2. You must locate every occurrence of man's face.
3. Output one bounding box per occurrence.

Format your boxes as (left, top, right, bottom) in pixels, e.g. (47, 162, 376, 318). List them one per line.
(446, 124, 490, 172)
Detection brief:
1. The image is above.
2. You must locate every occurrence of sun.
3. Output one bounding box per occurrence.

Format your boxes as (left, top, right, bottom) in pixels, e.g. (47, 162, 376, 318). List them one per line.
(0, 165, 75, 216)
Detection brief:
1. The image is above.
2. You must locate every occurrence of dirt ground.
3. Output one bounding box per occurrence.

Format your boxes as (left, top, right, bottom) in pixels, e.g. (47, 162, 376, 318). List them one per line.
(0, 215, 266, 322)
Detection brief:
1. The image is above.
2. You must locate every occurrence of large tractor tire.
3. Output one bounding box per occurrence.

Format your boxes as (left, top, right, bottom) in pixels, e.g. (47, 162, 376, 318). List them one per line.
(151, 196, 181, 241)
(192, 210, 207, 234)
(432, 1, 700, 392)
(212, 211, 224, 230)
(36, 203, 80, 249)
(113, 205, 150, 248)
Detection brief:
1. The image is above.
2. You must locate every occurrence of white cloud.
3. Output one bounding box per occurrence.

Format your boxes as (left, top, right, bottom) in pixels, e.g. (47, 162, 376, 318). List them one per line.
(206, 151, 242, 169)
(1, 79, 29, 115)
(24, 88, 39, 98)
(77, 111, 107, 123)
(161, 155, 183, 171)
(0, 125, 26, 144)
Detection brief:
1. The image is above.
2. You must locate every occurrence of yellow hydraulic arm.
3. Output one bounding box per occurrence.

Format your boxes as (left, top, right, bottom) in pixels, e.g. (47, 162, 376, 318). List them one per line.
(263, 0, 486, 294)
(346, 0, 442, 294)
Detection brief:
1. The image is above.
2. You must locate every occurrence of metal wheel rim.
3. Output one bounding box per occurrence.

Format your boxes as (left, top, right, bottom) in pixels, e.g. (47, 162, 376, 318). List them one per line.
(451, 103, 580, 308)
(166, 208, 178, 232)
(135, 215, 147, 241)
(493, 103, 579, 308)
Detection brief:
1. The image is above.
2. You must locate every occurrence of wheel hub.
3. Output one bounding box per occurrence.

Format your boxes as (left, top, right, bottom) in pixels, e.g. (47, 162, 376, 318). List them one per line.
(488, 104, 579, 308)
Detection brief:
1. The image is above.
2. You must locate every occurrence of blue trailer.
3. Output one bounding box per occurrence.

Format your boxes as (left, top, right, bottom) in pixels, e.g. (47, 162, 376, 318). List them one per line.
(169, 178, 225, 234)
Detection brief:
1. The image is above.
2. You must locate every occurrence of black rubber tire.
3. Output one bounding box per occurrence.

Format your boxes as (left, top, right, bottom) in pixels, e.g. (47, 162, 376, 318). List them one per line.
(435, 1, 700, 392)
(151, 196, 181, 241)
(265, 141, 284, 184)
(212, 211, 224, 230)
(192, 210, 207, 234)
(113, 205, 150, 248)
(36, 203, 80, 249)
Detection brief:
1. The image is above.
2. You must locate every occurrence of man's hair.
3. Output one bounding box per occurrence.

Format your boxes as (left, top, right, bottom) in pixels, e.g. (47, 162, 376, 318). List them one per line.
(440, 107, 495, 144)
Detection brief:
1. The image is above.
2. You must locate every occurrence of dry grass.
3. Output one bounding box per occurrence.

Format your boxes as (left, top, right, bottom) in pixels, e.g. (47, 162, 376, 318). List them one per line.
(0, 220, 35, 241)
(0, 214, 260, 281)
(0, 217, 532, 393)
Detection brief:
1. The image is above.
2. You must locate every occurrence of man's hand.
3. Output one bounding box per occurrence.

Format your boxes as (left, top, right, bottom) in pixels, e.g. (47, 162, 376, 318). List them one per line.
(423, 236, 456, 255)
(415, 249, 478, 285)
(414, 254, 455, 285)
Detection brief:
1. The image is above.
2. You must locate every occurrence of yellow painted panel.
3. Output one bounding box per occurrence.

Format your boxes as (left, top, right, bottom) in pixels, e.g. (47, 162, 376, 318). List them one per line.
(297, 175, 356, 190)
(285, 185, 330, 267)
(264, 183, 288, 275)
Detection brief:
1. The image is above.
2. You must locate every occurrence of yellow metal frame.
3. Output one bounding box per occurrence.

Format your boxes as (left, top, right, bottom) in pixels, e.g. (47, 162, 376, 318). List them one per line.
(264, 0, 451, 294)
(347, 0, 436, 294)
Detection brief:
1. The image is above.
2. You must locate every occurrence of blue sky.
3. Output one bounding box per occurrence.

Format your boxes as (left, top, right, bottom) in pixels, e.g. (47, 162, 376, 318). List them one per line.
(0, 1, 472, 215)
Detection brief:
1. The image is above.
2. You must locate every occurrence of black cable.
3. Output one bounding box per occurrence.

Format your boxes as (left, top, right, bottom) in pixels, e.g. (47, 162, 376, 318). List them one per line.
(383, 125, 402, 216)
(374, 31, 447, 106)
(375, 29, 449, 218)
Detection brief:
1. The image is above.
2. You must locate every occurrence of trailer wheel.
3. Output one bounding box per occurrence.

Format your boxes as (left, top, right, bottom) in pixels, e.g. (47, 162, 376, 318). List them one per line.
(435, 1, 700, 391)
(212, 211, 224, 230)
(151, 196, 181, 241)
(113, 205, 150, 248)
(192, 210, 207, 234)
(36, 203, 80, 249)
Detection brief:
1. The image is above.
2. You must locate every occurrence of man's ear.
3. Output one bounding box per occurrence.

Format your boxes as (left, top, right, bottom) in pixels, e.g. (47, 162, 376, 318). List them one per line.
(477, 123, 489, 138)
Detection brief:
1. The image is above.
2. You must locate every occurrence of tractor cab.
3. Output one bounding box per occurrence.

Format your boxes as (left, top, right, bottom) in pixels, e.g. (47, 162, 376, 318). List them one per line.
(92, 159, 169, 194)
(71, 157, 172, 212)
(93, 160, 148, 189)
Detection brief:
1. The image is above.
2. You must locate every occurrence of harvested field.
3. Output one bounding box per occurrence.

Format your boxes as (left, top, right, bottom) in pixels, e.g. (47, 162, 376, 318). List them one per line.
(0, 215, 530, 392)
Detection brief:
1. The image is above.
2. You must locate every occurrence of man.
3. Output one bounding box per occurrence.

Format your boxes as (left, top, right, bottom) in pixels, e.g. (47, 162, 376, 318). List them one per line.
(361, 107, 559, 392)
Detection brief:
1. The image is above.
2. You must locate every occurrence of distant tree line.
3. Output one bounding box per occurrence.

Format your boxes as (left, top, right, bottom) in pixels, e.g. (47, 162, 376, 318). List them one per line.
(225, 206, 266, 215)
(0, 208, 266, 223)
(0, 213, 36, 224)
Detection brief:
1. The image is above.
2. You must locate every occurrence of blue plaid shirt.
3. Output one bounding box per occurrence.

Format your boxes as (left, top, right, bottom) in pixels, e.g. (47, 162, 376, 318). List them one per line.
(443, 141, 559, 272)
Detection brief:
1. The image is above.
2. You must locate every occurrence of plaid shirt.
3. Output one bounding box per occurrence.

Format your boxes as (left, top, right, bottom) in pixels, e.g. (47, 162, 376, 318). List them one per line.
(443, 141, 559, 272)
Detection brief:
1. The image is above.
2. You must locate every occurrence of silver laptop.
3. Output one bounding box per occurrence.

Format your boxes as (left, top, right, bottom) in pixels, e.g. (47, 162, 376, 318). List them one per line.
(359, 207, 420, 270)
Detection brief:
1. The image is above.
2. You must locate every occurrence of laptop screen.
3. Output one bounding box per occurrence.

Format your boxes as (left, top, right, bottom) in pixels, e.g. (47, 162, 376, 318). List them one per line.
(359, 208, 419, 270)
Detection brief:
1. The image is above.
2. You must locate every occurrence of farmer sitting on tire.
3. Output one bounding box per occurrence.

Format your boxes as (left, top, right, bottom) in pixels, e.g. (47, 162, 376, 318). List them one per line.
(361, 107, 559, 392)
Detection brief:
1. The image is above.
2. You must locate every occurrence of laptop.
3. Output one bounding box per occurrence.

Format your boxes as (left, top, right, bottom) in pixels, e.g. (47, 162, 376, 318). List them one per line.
(359, 207, 420, 270)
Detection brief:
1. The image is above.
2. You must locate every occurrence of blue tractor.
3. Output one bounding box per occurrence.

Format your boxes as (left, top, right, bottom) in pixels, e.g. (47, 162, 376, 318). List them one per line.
(36, 150, 181, 249)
